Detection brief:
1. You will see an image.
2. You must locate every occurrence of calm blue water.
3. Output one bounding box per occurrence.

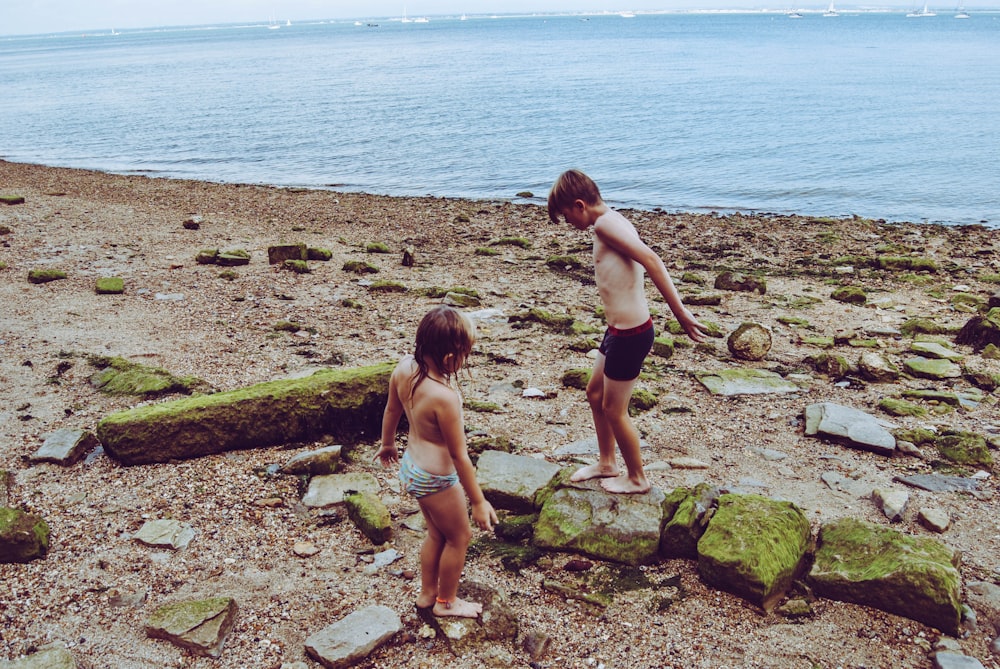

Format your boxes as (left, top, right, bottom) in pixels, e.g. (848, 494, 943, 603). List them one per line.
(1, 12, 998, 226)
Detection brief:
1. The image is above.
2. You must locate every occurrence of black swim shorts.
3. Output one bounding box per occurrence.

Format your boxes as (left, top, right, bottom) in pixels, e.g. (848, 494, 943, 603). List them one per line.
(598, 318, 655, 381)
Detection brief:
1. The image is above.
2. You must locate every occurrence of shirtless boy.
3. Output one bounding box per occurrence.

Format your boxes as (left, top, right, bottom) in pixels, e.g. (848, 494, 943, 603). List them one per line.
(548, 169, 709, 494)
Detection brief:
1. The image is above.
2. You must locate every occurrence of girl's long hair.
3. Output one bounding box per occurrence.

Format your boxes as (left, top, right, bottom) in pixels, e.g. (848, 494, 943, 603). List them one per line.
(411, 305, 475, 396)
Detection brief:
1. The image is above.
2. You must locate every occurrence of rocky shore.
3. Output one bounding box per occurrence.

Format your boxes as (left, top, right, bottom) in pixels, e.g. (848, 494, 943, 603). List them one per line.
(1, 159, 998, 668)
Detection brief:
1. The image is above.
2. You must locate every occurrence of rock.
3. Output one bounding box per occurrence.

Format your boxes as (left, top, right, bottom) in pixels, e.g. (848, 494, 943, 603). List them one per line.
(302, 472, 380, 509)
(533, 480, 666, 565)
(726, 322, 772, 361)
(0, 507, 50, 563)
(933, 652, 986, 669)
(0, 644, 77, 668)
(912, 340, 964, 361)
(293, 541, 320, 557)
(955, 308, 1000, 351)
(0, 470, 10, 507)
(133, 519, 196, 550)
(660, 484, 723, 559)
(432, 581, 519, 654)
(95, 277, 124, 294)
(858, 351, 900, 382)
(97, 363, 393, 465)
(893, 473, 981, 494)
(344, 490, 392, 545)
(965, 581, 1000, 630)
(668, 457, 710, 469)
(522, 631, 554, 660)
(872, 488, 908, 522)
(267, 243, 307, 264)
(476, 450, 561, 513)
(27, 269, 67, 284)
(31, 428, 99, 466)
(304, 605, 401, 669)
(714, 271, 766, 294)
(443, 291, 480, 307)
(697, 493, 811, 611)
(694, 368, 800, 396)
(934, 431, 993, 467)
(808, 518, 962, 635)
(279, 445, 342, 476)
(820, 472, 875, 498)
(831, 285, 866, 304)
(215, 249, 250, 266)
(803, 402, 897, 456)
(145, 596, 238, 658)
(904, 356, 962, 380)
(919, 507, 951, 533)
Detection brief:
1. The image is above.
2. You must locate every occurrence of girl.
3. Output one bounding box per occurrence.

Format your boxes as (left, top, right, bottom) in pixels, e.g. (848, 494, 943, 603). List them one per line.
(375, 305, 498, 619)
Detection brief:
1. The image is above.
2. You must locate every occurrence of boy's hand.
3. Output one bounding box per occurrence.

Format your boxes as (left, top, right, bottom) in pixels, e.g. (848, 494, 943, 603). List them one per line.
(373, 443, 398, 467)
(678, 310, 710, 343)
(471, 500, 498, 531)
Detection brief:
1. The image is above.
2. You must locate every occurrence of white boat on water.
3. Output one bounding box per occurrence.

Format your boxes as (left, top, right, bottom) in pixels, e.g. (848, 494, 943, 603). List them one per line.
(414, 17, 429, 23)
(906, 2, 936, 16)
(954, 6, 970, 17)
(787, 10, 804, 18)
(620, 11, 637, 18)
(823, 2, 839, 16)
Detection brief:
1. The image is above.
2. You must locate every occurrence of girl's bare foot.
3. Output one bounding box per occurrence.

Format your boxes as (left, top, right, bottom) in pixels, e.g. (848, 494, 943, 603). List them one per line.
(433, 597, 483, 618)
(600, 474, 651, 495)
(570, 462, 619, 482)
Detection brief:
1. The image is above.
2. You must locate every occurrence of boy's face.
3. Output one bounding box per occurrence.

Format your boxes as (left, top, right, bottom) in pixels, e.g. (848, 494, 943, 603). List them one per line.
(560, 200, 590, 230)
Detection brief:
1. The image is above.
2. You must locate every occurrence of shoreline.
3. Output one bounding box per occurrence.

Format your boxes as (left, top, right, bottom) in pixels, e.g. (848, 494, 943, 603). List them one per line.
(1, 158, 998, 668)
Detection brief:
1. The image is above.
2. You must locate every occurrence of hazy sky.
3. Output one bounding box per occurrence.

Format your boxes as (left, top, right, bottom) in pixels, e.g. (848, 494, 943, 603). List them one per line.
(6, 0, 991, 36)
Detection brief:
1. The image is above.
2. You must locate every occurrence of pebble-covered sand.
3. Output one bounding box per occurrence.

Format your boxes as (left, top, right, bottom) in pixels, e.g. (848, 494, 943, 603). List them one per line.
(1, 159, 998, 668)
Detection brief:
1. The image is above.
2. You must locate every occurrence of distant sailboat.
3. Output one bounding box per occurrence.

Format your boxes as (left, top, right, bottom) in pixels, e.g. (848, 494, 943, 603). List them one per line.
(906, 2, 936, 16)
(823, 2, 839, 16)
(401, 7, 412, 23)
(787, 10, 804, 18)
(954, 5, 970, 17)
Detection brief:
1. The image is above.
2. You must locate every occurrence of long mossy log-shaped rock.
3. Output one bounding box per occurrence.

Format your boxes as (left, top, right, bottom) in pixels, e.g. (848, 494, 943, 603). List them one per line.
(696, 493, 811, 611)
(808, 517, 962, 635)
(97, 363, 393, 465)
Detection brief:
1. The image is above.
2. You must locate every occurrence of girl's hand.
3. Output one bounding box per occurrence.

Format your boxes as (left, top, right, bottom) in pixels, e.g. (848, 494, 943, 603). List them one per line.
(471, 500, 498, 531)
(373, 443, 398, 467)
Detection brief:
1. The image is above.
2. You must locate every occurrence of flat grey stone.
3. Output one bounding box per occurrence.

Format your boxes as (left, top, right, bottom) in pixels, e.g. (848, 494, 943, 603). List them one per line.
(31, 428, 99, 466)
(933, 652, 986, 669)
(477, 450, 561, 513)
(695, 368, 800, 396)
(0, 645, 76, 668)
(821, 472, 875, 498)
(872, 488, 909, 522)
(804, 402, 896, 455)
(893, 474, 981, 493)
(133, 519, 196, 550)
(305, 605, 401, 669)
(302, 472, 379, 508)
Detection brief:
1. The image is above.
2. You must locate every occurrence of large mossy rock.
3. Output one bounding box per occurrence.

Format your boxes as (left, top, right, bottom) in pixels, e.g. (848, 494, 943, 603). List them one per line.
(659, 483, 722, 559)
(955, 307, 1000, 352)
(476, 450, 562, 513)
(144, 596, 238, 658)
(344, 490, 392, 545)
(696, 494, 811, 610)
(808, 518, 962, 635)
(97, 363, 393, 465)
(533, 481, 666, 565)
(0, 507, 50, 563)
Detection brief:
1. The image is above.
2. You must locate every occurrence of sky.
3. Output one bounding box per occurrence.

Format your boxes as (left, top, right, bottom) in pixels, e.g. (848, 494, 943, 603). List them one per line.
(5, 0, 996, 36)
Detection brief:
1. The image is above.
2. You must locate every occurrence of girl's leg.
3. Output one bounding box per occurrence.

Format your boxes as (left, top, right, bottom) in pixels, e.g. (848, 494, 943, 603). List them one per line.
(570, 353, 620, 482)
(418, 484, 482, 618)
(599, 375, 650, 494)
(415, 517, 444, 609)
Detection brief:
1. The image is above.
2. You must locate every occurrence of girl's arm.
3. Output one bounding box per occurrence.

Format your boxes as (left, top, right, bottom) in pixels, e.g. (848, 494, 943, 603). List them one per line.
(375, 370, 403, 466)
(437, 394, 497, 531)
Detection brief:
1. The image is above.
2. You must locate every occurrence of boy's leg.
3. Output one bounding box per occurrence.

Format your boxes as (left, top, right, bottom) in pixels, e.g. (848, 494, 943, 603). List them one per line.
(570, 353, 620, 482)
(599, 375, 650, 494)
(418, 484, 483, 618)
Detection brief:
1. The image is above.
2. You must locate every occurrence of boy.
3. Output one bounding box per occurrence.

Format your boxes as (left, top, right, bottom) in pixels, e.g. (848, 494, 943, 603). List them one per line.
(548, 169, 708, 494)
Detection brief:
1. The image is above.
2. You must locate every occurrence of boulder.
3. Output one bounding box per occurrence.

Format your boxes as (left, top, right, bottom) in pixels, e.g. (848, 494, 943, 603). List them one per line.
(714, 271, 766, 294)
(476, 450, 561, 513)
(0, 507, 50, 563)
(694, 368, 800, 396)
(30, 428, 99, 466)
(726, 322, 772, 361)
(267, 243, 307, 265)
(97, 363, 392, 465)
(145, 596, 238, 658)
(659, 484, 722, 559)
(279, 445, 343, 476)
(697, 494, 811, 610)
(858, 351, 900, 382)
(808, 518, 962, 635)
(302, 473, 380, 509)
(533, 481, 666, 565)
(904, 356, 962, 380)
(304, 605, 401, 669)
(344, 490, 392, 545)
(803, 402, 896, 456)
(955, 308, 1000, 352)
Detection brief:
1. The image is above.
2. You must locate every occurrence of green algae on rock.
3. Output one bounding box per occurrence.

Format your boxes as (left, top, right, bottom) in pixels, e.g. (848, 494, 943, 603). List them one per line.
(97, 363, 393, 465)
(95, 276, 125, 294)
(89, 356, 202, 397)
(344, 490, 392, 545)
(27, 269, 67, 284)
(0, 506, 50, 563)
(697, 494, 810, 611)
(808, 518, 962, 635)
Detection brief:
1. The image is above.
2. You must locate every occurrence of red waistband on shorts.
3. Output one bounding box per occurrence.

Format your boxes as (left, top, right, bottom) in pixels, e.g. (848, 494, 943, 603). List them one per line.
(607, 317, 653, 337)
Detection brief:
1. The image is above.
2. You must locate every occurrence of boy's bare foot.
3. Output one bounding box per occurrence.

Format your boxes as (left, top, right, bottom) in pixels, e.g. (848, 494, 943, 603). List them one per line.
(570, 463, 619, 482)
(600, 474, 651, 495)
(433, 597, 482, 618)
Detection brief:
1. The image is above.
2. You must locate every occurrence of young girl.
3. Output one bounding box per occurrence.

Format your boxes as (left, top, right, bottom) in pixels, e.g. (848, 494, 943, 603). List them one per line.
(375, 305, 498, 619)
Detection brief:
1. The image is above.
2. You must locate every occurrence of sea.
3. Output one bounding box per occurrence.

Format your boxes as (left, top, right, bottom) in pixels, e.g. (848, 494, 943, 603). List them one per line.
(1, 11, 998, 227)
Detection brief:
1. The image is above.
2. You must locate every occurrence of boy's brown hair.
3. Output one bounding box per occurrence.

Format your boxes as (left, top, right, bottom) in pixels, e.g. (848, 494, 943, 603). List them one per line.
(548, 169, 602, 223)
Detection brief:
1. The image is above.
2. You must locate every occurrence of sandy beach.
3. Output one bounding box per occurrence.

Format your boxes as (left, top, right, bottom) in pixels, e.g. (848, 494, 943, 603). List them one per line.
(1, 159, 998, 668)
